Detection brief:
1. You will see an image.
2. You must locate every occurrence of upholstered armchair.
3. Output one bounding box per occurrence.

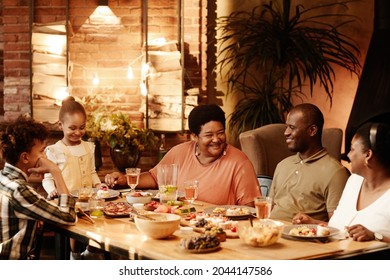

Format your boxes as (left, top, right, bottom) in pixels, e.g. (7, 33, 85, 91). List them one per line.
(239, 123, 343, 179)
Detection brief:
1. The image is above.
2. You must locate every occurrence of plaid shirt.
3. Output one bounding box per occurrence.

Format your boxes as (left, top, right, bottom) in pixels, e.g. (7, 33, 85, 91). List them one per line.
(0, 163, 77, 259)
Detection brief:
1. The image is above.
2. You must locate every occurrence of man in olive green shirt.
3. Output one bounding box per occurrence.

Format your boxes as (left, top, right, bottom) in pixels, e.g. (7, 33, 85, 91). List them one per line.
(269, 103, 350, 222)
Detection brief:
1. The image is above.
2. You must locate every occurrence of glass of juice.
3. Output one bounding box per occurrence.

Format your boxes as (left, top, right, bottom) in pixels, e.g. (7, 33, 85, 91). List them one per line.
(254, 196, 273, 219)
(183, 180, 199, 205)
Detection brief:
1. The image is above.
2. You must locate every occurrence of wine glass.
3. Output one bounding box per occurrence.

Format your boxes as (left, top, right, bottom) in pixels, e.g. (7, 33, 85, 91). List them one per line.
(126, 168, 141, 192)
(183, 180, 199, 205)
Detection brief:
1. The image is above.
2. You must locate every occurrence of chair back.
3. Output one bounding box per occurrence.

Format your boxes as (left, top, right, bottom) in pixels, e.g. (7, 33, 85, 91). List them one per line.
(257, 175, 272, 197)
(239, 123, 343, 178)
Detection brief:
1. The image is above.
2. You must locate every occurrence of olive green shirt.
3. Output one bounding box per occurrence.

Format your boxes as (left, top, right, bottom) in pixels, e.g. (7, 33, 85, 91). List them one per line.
(269, 149, 350, 222)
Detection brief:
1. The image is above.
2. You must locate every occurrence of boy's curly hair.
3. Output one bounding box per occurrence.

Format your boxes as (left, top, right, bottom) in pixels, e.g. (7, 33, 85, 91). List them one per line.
(0, 115, 48, 165)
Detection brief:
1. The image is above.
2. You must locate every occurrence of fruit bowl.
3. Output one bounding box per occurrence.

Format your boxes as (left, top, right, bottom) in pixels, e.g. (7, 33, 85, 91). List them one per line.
(134, 213, 181, 239)
(237, 219, 284, 247)
(125, 191, 153, 204)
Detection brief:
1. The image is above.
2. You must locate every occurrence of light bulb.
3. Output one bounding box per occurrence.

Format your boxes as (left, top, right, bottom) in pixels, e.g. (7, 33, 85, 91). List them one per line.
(127, 66, 134, 79)
(93, 73, 100, 85)
(141, 63, 150, 79)
(140, 81, 147, 96)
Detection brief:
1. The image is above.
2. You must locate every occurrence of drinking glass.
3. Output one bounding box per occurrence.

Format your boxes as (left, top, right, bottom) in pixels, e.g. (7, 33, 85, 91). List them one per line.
(126, 168, 141, 192)
(183, 180, 198, 205)
(157, 164, 179, 203)
(77, 186, 94, 212)
(254, 196, 273, 219)
(89, 194, 105, 218)
(78, 186, 93, 203)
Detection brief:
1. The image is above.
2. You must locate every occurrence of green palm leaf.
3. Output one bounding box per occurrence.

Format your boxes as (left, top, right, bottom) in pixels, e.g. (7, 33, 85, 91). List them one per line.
(215, 0, 361, 139)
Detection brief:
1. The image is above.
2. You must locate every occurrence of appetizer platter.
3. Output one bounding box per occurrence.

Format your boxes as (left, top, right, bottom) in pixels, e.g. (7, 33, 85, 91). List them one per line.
(203, 205, 256, 220)
(143, 200, 196, 215)
(103, 201, 133, 218)
(181, 212, 239, 238)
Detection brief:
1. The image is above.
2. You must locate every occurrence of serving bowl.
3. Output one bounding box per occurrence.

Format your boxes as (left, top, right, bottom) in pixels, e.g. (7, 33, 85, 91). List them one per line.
(125, 191, 153, 204)
(134, 213, 181, 239)
(237, 219, 284, 247)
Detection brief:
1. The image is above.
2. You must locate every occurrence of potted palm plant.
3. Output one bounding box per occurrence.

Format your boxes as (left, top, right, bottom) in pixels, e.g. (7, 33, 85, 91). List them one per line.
(215, 0, 361, 141)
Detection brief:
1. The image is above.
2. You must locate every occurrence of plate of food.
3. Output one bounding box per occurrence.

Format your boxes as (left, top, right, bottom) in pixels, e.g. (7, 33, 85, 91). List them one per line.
(103, 201, 133, 218)
(181, 234, 221, 253)
(203, 205, 256, 220)
(71, 187, 120, 200)
(181, 212, 239, 238)
(282, 224, 340, 240)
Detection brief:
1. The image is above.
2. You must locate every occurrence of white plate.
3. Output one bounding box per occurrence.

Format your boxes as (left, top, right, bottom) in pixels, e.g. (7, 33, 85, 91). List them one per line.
(71, 188, 120, 200)
(282, 224, 340, 240)
(203, 205, 256, 220)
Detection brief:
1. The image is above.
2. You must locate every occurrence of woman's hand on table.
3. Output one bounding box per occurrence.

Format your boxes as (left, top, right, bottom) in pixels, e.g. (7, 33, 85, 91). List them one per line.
(105, 172, 127, 187)
(346, 224, 375, 242)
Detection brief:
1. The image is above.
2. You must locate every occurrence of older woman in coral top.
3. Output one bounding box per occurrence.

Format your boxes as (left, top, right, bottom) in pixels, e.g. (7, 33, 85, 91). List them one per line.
(106, 104, 260, 206)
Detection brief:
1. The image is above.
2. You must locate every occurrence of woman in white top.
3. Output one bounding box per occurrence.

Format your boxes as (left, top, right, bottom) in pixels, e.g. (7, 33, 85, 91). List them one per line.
(292, 122, 390, 243)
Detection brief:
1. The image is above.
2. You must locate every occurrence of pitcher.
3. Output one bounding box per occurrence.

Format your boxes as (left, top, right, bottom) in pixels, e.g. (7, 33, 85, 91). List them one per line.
(157, 163, 179, 203)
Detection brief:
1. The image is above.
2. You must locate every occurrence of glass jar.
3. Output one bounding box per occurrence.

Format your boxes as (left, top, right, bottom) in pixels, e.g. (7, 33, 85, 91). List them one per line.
(89, 194, 105, 218)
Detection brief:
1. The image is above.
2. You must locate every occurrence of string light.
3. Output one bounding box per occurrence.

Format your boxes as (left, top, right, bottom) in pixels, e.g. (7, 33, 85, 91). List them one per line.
(69, 53, 147, 86)
(55, 87, 69, 101)
(127, 66, 134, 79)
(92, 73, 100, 85)
(139, 81, 147, 96)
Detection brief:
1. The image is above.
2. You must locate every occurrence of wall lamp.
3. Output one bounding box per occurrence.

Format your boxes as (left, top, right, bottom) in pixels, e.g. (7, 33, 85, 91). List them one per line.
(98, 0, 108, 6)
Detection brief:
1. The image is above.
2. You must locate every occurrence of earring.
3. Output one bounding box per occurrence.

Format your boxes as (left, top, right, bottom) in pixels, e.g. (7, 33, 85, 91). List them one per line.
(223, 149, 226, 156)
(195, 143, 200, 156)
(364, 159, 369, 166)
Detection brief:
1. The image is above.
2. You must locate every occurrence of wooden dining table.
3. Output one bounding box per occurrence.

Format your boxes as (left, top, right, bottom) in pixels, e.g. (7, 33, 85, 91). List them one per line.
(46, 195, 390, 260)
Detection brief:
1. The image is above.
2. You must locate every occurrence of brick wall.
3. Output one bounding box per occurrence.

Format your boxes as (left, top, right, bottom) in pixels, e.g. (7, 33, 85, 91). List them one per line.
(0, 0, 208, 170)
(0, 0, 4, 119)
(1, 0, 208, 126)
(2, 1, 31, 122)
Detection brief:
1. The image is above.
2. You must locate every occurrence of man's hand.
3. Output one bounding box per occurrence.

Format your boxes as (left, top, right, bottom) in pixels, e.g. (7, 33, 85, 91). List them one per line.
(292, 212, 328, 226)
(292, 213, 313, 224)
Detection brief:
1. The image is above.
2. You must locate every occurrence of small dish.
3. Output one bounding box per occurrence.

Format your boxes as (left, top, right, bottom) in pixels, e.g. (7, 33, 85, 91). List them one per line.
(133, 203, 145, 210)
(180, 226, 194, 235)
(126, 191, 153, 204)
